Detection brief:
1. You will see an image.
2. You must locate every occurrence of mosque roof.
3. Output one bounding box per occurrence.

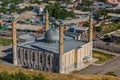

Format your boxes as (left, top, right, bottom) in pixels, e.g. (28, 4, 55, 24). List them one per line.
(18, 39, 87, 54)
(18, 28, 88, 54)
(18, 33, 36, 41)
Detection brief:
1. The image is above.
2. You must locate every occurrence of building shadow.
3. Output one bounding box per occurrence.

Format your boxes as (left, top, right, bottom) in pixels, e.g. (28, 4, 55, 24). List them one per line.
(1, 47, 13, 64)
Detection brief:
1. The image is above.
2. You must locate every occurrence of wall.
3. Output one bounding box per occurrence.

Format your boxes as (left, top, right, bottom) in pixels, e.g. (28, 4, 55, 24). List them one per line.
(94, 41, 120, 53)
(76, 42, 92, 69)
(62, 49, 76, 73)
(61, 42, 92, 73)
(17, 47, 59, 72)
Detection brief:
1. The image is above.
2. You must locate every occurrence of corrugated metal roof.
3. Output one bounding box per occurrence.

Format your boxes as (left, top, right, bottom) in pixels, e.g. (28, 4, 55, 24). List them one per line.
(18, 36, 87, 54)
(0, 26, 7, 30)
(18, 33, 36, 41)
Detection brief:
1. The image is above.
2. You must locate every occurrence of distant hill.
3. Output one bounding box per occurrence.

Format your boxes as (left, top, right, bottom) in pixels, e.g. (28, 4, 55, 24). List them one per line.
(0, 64, 120, 80)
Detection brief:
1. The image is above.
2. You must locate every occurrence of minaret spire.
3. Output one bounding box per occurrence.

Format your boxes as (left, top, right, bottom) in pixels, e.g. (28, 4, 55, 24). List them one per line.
(59, 25, 64, 73)
(88, 12, 93, 42)
(12, 21, 17, 65)
(45, 9, 49, 32)
(59, 26, 64, 55)
(88, 12, 93, 61)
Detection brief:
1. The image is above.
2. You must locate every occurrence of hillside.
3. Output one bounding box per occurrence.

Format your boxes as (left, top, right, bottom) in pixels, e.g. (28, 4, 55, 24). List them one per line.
(0, 64, 120, 80)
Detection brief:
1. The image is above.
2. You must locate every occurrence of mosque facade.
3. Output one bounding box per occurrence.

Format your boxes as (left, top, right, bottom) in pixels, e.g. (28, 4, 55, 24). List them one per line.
(12, 11, 93, 74)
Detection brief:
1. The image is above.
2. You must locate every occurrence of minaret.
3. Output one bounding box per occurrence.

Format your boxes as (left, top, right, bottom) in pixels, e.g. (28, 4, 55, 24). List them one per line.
(12, 21, 17, 65)
(45, 9, 49, 32)
(88, 13, 93, 61)
(59, 26, 64, 73)
(89, 13, 93, 42)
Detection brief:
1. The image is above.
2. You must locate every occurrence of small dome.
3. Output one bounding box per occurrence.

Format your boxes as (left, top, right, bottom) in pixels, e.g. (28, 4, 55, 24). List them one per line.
(44, 29, 59, 42)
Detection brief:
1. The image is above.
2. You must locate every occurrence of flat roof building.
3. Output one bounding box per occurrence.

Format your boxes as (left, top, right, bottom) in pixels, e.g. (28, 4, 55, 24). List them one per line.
(12, 11, 93, 74)
(111, 31, 120, 43)
(107, 0, 120, 4)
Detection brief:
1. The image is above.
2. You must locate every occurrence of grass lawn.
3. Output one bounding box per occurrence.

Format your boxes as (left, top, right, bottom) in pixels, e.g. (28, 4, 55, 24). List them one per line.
(105, 72, 117, 76)
(93, 51, 114, 64)
(95, 23, 120, 34)
(0, 38, 12, 46)
(115, 42, 120, 45)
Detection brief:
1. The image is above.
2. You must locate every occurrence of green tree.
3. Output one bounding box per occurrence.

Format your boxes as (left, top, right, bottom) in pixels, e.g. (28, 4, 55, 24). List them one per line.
(81, 0, 94, 8)
(76, 0, 93, 11)
(43, 0, 49, 3)
(94, 9, 108, 19)
(97, 0, 106, 2)
(45, 3, 75, 19)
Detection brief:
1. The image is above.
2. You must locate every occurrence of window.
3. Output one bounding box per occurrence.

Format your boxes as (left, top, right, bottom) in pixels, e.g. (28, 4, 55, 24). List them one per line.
(40, 53, 42, 63)
(55, 56, 59, 66)
(32, 53, 35, 62)
(48, 55, 51, 65)
(25, 52, 27, 60)
(17, 48, 20, 58)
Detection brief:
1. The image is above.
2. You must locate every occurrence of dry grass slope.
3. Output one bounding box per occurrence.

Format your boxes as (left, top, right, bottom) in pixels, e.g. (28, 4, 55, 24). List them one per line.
(0, 64, 120, 80)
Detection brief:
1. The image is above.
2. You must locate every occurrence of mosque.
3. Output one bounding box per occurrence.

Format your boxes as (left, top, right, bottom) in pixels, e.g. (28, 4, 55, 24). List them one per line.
(12, 10, 93, 74)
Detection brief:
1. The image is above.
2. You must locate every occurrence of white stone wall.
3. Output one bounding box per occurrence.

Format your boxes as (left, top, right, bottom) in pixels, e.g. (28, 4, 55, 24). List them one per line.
(62, 42, 92, 73)
(17, 47, 59, 72)
(62, 49, 76, 73)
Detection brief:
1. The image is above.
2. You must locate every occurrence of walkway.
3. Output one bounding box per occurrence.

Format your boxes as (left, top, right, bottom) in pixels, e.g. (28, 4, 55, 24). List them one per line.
(75, 49, 120, 77)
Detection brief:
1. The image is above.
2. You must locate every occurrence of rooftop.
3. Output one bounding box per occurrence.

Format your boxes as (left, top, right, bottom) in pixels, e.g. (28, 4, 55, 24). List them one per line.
(111, 31, 120, 37)
(65, 31, 80, 37)
(18, 33, 36, 41)
(69, 26, 89, 31)
(18, 36, 87, 54)
(15, 11, 35, 20)
(7, 23, 43, 31)
(63, 17, 89, 25)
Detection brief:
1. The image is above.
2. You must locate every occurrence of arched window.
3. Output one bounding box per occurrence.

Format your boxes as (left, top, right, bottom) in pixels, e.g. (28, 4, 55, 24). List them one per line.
(25, 51, 27, 60)
(32, 53, 35, 62)
(55, 56, 59, 66)
(17, 48, 20, 58)
(48, 55, 51, 65)
(40, 53, 42, 63)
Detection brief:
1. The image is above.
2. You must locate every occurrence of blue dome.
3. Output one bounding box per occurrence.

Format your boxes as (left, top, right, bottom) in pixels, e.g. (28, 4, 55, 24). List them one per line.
(44, 29, 59, 42)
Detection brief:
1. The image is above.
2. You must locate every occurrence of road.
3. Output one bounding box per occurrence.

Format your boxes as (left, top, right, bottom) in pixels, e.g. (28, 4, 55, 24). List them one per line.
(76, 50, 120, 77)
(76, 56, 120, 76)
